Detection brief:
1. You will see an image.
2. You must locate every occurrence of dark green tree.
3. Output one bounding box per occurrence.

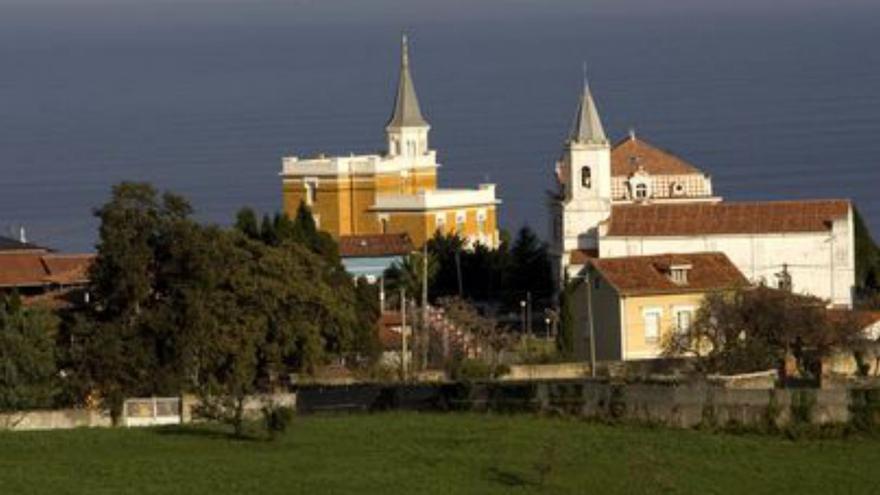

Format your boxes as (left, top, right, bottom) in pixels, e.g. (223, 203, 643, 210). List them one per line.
(234, 207, 260, 240)
(506, 226, 554, 310)
(0, 294, 59, 423)
(556, 280, 576, 357)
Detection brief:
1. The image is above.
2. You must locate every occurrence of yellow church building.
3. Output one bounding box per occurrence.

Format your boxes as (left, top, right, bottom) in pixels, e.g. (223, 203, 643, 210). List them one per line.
(280, 35, 501, 248)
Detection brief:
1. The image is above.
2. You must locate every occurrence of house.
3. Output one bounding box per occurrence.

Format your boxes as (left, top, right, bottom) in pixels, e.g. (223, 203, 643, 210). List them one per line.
(339, 233, 414, 282)
(280, 35, 501, 248)
(575, 252, 747, 361)
(0, 236, 94, 307)
(550, 81, 857, 307)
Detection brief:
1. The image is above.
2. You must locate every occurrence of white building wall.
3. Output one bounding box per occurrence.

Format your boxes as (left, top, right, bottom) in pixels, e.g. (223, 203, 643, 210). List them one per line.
(599, 214, 855, 306)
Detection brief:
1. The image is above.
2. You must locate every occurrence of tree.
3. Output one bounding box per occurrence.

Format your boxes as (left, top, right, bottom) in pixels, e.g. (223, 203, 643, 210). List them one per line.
(384, 251, 439, 305)
(438, 297, 510, 367)
(506, 226, 554, 311)
(234, 207, 260, 240)
(0, 294, 58, 425)
(556, 280, 576, 357)
(70, 182, 374, 428)
(73, 182, 193, 421)
(854, 208, 880, 308)
(663, 286, 864, 375)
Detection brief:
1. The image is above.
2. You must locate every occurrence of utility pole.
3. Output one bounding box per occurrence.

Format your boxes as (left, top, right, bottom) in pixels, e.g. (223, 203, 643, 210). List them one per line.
(455, 249, 463, 297)
(400, 288, 408, 381)
(421, 241, 429, 370)
(526, 291, 532, 338)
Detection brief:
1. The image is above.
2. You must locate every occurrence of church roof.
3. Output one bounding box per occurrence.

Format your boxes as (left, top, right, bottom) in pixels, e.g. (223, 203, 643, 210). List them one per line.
(611, 134, 704, 177)
(569, 82, 606, 144)
(589, 252, 747, 296)
(605, 199, 851, 237)
(386, 34, 428, 129)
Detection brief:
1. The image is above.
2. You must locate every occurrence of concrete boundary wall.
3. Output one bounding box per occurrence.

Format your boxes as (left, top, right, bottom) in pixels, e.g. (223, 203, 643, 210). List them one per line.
(1, 393, 297, 432)
(0, 409, 112, 431)
(295, 380, 877, 429)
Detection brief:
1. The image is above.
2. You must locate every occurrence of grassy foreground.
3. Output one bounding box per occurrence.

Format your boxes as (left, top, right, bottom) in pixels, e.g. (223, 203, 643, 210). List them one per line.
(1, 413, 878, 494)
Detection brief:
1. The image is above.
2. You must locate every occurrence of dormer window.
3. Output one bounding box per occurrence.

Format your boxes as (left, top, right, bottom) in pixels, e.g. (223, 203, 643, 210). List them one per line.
(634, 183, 648, 200)
(581, 166, 591, 189)
(669, 264, 692, 285)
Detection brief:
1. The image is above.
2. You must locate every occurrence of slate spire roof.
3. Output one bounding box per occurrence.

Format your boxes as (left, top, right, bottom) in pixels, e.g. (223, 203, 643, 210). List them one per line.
(569, 72, 607, 145)
(386, 33, 429, 129)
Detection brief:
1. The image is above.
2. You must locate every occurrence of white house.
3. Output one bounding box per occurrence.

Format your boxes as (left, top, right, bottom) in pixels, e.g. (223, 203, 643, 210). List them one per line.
(550, 80, 856, 307)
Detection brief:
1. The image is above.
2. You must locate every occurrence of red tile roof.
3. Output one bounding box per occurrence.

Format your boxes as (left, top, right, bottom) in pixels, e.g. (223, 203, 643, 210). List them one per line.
(589, 252, 748, 296)
(0, 253, 94, 288)
(611, 135, 704, 177)
(339, 233, 414, 258)
(378, 311, 405, 350)
(606, 200, 850, 237)
(569, 248, 598, 265)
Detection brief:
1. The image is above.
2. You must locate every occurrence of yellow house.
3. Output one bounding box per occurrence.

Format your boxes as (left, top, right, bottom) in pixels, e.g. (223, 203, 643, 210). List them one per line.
(573, 252, 747, 361)
(280, 35, 500, 248)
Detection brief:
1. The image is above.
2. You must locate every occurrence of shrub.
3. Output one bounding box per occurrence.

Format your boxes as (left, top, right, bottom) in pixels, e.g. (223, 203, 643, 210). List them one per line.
(450, 358, 493, 381)
(262, 405, 295, 441)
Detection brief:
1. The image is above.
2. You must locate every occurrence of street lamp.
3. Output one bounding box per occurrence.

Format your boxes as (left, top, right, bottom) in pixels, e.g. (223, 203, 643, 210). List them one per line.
(544, 317, 551, 340)
(519, 300, 527, 338)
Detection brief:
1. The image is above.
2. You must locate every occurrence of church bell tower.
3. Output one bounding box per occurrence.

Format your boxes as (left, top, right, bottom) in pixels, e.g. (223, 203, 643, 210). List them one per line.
(386, 34, 430, 159)
(550, 76, 612, 279)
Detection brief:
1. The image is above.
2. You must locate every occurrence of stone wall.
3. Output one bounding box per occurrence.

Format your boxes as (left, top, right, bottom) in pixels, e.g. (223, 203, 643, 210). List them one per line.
(0, 409, 112, 431)
(294, 380, 877, 429)
(1, 393, 297, 432)
(501, 363, 590, 381)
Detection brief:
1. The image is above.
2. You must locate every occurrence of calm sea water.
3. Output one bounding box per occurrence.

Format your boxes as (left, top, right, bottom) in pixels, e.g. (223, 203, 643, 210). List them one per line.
(1, 1, 879, 252)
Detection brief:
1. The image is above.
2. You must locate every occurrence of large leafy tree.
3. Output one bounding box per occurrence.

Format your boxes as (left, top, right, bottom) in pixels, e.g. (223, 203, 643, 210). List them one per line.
(0, 294, 58, 423)
(70, 183, 374, 426)
(663, 286, 864, 375)
(70, 182, 192, 420)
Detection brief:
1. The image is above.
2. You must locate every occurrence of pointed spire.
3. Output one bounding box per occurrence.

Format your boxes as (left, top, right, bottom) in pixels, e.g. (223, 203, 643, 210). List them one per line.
(569, 66, 607, 145)
(386, 33, 429, 129)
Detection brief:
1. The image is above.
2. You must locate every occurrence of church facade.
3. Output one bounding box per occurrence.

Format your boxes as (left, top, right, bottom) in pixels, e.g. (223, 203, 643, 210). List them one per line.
(281, 36, 500, 248)
(550, 83, 856, 307)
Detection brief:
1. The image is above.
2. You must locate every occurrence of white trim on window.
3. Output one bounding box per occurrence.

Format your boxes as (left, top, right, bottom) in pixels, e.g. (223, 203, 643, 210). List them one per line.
(642, 307, 662, 344)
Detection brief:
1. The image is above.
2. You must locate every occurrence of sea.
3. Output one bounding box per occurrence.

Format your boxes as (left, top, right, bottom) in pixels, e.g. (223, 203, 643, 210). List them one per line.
(1, 0, 879, 252)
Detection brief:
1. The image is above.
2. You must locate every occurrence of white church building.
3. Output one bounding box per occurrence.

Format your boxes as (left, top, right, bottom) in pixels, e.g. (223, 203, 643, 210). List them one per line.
(550, 82, 856, 307)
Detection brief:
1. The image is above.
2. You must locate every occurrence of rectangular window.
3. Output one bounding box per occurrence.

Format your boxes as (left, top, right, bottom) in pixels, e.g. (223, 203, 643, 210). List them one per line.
(435, 214, 446, 232)
(455, 211, 466, 233)
(676, 310, 692, 334)
(304, 181, 318, 206)
(476, 210, 487, 233)
(643, 310, 661, 344)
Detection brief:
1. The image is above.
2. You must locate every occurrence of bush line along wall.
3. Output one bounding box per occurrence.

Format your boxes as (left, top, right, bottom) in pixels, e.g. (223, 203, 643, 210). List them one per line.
(295, 381, 880, 430)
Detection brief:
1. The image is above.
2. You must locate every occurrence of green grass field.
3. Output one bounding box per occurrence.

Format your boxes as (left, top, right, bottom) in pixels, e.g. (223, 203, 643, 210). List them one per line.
(1, 413, 878, 494)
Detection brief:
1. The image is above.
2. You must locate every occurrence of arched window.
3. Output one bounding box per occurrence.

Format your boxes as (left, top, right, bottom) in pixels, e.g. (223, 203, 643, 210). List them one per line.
(635, 183, 648, 200)
(581, 167, 591, 188)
